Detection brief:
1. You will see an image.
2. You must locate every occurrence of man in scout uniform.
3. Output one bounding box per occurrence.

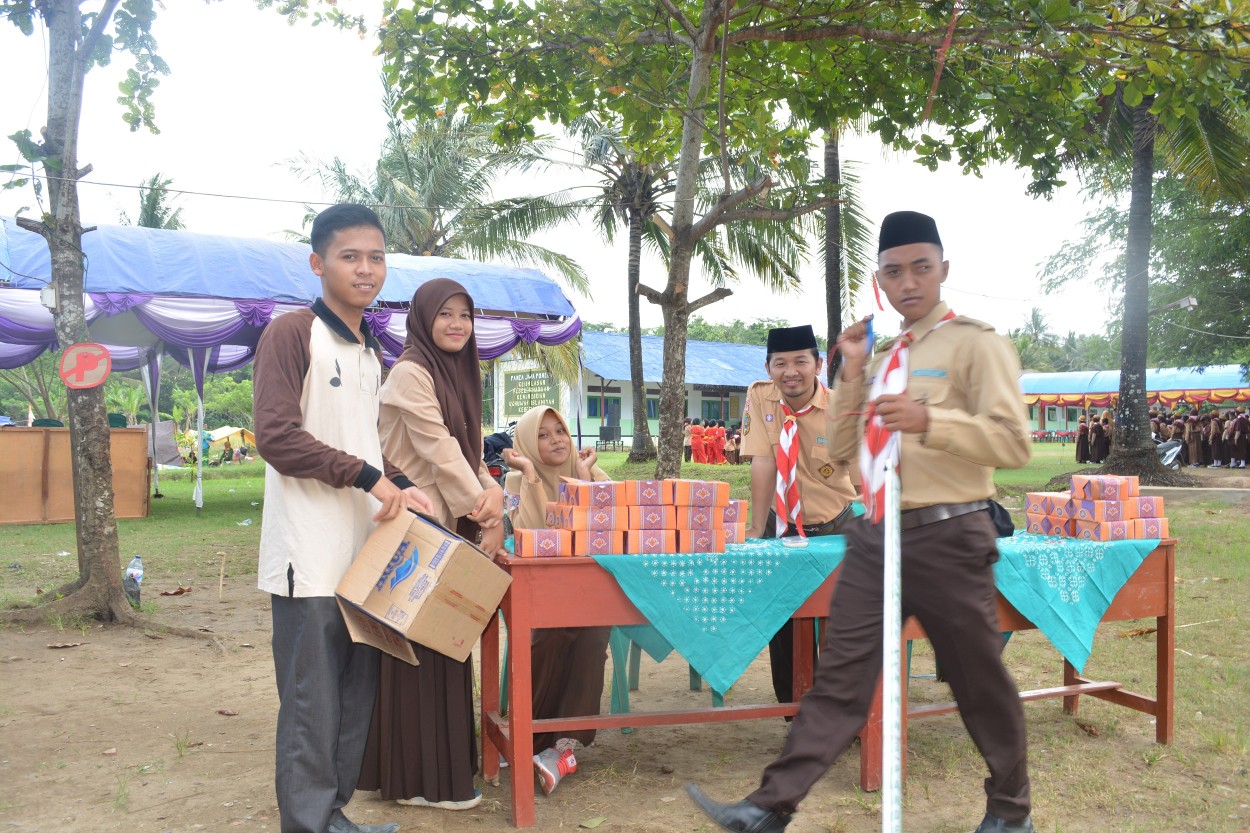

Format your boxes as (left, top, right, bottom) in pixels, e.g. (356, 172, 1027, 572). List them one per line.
(740, 324, 857, 707)
(689, 211, 1034, 833)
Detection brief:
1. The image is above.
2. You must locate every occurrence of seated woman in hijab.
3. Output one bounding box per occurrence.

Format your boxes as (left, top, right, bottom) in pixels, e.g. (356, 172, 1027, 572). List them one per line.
(500, 405, 611, 796)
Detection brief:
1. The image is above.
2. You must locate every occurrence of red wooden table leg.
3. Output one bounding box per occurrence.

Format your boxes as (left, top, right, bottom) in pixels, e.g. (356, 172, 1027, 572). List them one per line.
(481, 612, 501, 784)
(859, 677, 884, 791)
(507, 579, 537, 827)
(1156, 545, 1175, 744)
(1062, 658, 1080, 716)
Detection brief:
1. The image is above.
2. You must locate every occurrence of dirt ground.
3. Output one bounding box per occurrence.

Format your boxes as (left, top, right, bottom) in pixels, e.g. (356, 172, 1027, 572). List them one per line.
(1, 467, 1247, 833)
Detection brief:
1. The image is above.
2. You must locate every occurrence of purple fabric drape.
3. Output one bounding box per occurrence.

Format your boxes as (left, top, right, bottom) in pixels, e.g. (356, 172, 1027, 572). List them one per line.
(89, 292, 152, 315)
(234, 299, 275, 328)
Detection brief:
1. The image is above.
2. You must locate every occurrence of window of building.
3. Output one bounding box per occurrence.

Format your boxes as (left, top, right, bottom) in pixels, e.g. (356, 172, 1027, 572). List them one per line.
(702, 401, 723, 422)
(646, 398, 659, 420)
(588, 397, 621, 420)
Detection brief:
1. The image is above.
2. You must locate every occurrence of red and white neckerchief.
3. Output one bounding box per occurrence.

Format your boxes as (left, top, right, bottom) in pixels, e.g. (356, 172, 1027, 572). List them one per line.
(774, 388, 822, 537)
(860, 310, 956, 524)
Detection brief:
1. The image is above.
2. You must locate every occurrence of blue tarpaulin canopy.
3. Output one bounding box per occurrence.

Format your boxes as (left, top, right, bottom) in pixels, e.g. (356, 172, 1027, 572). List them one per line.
(1020, 365, 1250, 406)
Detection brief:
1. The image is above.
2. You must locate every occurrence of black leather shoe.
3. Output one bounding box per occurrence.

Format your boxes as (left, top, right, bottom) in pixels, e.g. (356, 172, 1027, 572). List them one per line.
(685, 783, 790, 833)
(974, 813, 1036, 833)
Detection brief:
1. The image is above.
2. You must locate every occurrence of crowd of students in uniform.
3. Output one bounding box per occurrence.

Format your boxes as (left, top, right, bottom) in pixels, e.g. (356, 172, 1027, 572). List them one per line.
(682, 417, 743, 465)
(258, 205, 1046, 833)
(1151, 405, 1249, 468)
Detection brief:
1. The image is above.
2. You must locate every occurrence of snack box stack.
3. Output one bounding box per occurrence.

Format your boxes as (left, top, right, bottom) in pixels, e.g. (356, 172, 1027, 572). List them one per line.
(514, 477, 740, 556)
(1022, 475, 1168, 542)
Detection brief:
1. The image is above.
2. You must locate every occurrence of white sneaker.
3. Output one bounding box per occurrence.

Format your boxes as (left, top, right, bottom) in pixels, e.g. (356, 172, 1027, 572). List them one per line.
(534, 747, 577, 795)
(397, 790, 482, 811)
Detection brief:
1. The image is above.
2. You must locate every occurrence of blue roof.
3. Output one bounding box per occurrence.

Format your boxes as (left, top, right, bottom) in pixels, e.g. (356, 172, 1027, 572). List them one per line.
(581, 331, 773, 388)
(0, 217, 575, 317)
(1020, 365, 1249, 395)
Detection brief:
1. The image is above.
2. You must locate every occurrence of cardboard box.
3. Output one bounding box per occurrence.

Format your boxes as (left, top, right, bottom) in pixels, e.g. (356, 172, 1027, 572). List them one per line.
(515, 527, 575, 557)
(1129, 496, 1165, 518)
(668, 478, 731, 507)
(676, 505, 719, 530)
(1134, 517, 1169, 538)
(337, 513, 511, 663)
(622, 479, 674, 506)
(678, 528, 728, 553)
(573, 530, 628, 555)
(721, 498, 749, 525)
(1025, 491, 1072, 517)
(626, 529, 677, 554)
(1025, 512, 1071, 536)
(1072, 519, 1134, 541)
(558, 477, 626, 508)
(723, 522, 749, 544)
(546, 502, 627, 531)
(1070, 474, 1139, 500)
(1069, 499, 1134, 522)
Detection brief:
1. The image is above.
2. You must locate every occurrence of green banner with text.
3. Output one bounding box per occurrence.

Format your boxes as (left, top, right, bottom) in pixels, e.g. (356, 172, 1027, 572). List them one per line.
(503, 369, 560, 419)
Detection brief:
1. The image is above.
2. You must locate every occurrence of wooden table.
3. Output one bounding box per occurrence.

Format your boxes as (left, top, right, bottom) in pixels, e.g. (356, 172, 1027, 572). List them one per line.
(480, 540, 1175, 828)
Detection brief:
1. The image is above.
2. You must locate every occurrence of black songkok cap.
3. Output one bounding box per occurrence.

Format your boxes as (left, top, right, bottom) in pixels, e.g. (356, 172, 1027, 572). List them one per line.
(878, 210, 943, 253)
(766, 324, 818, 354)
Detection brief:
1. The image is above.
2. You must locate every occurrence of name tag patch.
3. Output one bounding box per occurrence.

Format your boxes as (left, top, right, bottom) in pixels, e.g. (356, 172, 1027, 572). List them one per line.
(912, 368, 948, 378)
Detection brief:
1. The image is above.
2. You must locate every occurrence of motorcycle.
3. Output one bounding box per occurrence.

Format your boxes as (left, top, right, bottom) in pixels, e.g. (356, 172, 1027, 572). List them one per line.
(1153, 437, 1183, 470)
(482, 422, 516, 536)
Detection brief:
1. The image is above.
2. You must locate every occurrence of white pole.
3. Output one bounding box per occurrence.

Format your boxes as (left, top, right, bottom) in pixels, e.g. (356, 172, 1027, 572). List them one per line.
(194, 390, 205, 516)
(882, 459, 903, 833)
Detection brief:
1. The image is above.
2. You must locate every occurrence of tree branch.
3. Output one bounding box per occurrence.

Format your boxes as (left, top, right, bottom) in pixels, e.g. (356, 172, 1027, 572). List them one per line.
(636, 281, 664, 305)
(716, 196, 843, 226)
(656, 0, 698, 41)
(14, 216, 50, 240)
(78, 0, 122, 67)
(690, 175, 771, 240)
(688, 286, 733, 314)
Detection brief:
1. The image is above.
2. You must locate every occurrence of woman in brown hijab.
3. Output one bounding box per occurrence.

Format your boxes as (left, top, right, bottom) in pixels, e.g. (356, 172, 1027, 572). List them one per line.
(501, 405, 611, 795)
(357, 278, 504, 811)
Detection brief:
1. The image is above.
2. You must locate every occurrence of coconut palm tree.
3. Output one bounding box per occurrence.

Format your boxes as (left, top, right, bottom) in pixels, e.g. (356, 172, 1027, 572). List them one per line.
(291, 89, 588, 294)
(119, 173, 184, 230)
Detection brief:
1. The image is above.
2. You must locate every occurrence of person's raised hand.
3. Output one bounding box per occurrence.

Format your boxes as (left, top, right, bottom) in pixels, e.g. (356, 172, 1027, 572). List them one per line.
(835, 316, 874, 378)
(469, 483, 505, 528)
(501, 448, 535, 479)
(575, 447, 598, 479)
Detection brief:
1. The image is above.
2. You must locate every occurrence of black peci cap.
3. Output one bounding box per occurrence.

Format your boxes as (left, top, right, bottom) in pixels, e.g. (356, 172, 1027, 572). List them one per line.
(878, 210, 942, 253)
(766, 324, 818, 354)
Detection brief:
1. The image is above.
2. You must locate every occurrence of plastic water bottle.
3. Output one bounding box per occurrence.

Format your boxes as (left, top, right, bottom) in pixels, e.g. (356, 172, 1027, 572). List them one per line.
(123, 555, 144, 607)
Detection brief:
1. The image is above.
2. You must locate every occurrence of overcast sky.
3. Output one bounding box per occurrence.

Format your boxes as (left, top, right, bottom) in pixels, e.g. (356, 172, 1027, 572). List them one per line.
(1, 3, 1120, 338)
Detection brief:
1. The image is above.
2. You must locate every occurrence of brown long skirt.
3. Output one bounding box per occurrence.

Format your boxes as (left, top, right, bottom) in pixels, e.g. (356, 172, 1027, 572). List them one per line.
(357, 644, 478, 803)
(530, 626, 611, 754)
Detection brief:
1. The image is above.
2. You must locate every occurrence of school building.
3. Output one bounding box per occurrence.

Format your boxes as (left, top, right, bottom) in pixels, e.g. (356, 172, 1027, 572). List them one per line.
(490, 331, 770, 448)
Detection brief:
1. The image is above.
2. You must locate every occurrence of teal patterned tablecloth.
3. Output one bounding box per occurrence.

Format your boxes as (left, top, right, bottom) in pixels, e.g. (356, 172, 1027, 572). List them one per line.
(592, 532, 1161, 694)
(593, 538, 846, 696)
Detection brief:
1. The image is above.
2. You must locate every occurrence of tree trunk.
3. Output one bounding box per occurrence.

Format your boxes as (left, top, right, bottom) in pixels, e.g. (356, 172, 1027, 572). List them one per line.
(824, 131, 845, 386)
(5, 0, 137, 625)
(651, 4, 720, 479)
(1104, 99, 1167, 481)
(625, 203, 656, 462)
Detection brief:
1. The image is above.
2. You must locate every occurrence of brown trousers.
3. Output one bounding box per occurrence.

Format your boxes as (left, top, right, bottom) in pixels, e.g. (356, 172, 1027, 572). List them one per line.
(530, 626, 612, 754)
(749, 511, 1031, 822)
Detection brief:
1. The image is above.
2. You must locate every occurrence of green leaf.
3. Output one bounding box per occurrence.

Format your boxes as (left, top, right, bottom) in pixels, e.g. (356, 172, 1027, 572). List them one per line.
(579, 818, 607, 829)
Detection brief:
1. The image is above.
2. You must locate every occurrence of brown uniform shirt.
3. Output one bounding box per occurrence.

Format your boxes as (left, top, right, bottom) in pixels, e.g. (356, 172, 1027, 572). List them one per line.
(827, 301, 1031, 510)
(378, 361, 496, 529)
(741, 380, 857, 525)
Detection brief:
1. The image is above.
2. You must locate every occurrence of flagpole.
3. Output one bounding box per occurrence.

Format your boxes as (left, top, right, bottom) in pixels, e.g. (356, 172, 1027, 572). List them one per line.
(882, 458, 903, 833)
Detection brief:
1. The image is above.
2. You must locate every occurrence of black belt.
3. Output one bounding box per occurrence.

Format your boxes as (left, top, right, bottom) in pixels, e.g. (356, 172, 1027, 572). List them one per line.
(900, 500, 990, 531)
(768, 502, 856, 538)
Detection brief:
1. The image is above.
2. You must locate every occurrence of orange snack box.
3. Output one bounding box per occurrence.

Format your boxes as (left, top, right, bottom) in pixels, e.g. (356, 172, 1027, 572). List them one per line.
(677, 529, 728, 554)
(546, 502, 627, 531)
(628, 505, 677, 530)
(1134, 517, 1169, 538)
(514, 528, 574, 558)
(572, 530, 628, 555)
(557, 477, 626, 508)
(723, 522, 749, 544)
(1070, 474, 1139, 500)
(1024, 491, 1072, 517)
(622, 479, 675, 506)
(1129, 496, 1165, 518)
(1025, 512, 1071, 537)
(626, 530, 677, 555)
(1072, 519, 1134, 542)
(667, 478, 731, 507)
(1069, 499, 1134, 522)
(721, 499, 749, 525)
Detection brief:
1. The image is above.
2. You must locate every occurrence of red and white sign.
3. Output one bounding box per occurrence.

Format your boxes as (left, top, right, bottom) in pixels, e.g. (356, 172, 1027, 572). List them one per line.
(59, 343, 112, 390)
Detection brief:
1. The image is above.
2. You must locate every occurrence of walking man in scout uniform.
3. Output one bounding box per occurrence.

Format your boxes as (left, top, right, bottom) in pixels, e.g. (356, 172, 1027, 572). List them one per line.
(688, 210, 1035, 833)
(740, 324, 857, 707)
